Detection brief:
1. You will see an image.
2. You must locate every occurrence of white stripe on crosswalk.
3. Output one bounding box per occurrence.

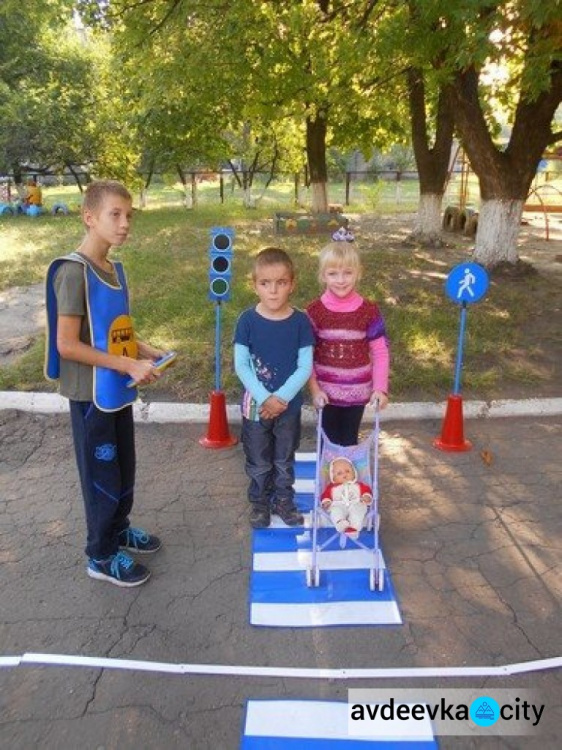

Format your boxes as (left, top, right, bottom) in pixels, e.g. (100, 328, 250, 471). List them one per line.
(295, 478, 315, 493)
(251, 600, 401, 628)
(253, 548, 387, 572)
(245, 699, 434, 741)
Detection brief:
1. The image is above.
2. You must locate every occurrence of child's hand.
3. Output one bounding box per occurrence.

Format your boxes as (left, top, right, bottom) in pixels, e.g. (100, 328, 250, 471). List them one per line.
(126, 358, 160, 386)
(312, 389, 329, 409)
(361, 493, 373, 505)
(370, 391, 388, 410)
(321, 499, 332, 509)
(259, 395, 287, 420)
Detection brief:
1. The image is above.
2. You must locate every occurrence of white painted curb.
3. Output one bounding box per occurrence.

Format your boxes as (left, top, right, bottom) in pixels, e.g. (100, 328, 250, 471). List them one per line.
(1, 391, 561, 423)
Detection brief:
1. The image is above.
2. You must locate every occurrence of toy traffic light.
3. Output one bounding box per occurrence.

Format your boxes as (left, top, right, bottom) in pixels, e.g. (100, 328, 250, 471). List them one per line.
(208, 227, 234, 302)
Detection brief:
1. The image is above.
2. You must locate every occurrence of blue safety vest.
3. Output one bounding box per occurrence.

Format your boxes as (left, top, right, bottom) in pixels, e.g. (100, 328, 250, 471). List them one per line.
(45, 252, 138, 411)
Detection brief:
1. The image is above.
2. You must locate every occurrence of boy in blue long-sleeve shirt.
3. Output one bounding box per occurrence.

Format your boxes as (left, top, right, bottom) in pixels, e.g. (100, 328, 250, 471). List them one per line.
(234, 247, 314, 529)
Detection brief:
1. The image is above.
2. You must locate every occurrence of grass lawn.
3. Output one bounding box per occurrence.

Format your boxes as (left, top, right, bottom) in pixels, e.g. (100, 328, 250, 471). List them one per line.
(1, 197, 560, 404)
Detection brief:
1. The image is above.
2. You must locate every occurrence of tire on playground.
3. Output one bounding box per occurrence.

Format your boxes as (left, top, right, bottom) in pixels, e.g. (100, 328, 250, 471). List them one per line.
(464, 213, 479, 238)
(442, 206, 462, 231)
(0, 204, 15, 216)
(51, 202, 69, 216)
(459, 207, 475, 233)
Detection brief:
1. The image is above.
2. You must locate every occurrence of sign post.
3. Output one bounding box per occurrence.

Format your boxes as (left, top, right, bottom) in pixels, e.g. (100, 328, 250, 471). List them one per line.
(199, 227, 238, 449)
(434, 262, 489, 452)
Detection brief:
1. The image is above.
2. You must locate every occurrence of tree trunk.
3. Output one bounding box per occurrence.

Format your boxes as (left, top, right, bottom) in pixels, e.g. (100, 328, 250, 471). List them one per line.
(191, 172, 198, 208)
(448, 61, 562, 265)
(176, 165, 191, 207)
(473, 199, 524, 266)
(407, 67, 455, 246)
(412, 192, 445, 244)
(306, 114, 329, 213)
(243, 186, 255, 208)
(66, 163, 84, 193)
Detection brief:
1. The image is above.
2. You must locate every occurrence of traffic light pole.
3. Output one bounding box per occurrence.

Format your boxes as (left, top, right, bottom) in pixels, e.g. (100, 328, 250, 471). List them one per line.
(214, 300, 222, 391)
(200, 227, 238, 448)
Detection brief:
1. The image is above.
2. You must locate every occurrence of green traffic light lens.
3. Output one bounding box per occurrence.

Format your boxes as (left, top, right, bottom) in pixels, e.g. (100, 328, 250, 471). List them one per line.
(210, 277, 229, 296)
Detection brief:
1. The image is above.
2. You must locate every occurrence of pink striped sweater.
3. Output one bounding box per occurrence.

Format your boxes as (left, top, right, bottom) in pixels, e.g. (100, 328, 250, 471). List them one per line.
(306, 290, 390, 406)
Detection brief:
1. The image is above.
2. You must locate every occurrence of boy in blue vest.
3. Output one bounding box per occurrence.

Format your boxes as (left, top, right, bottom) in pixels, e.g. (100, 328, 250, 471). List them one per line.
(234, 247, 314, 528)
(45, 180, 164, 587)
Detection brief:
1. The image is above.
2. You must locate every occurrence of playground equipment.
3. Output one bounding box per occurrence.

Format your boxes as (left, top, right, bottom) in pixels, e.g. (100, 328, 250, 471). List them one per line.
(442, 148, 479, 237)
(0, 201, 69, 217)
(443, 147, 562, 241)
(523, 183, 562, 241)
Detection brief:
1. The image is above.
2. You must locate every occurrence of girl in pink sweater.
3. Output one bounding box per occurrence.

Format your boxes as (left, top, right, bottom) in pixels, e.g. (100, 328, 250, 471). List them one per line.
(306, 240, 390, 445)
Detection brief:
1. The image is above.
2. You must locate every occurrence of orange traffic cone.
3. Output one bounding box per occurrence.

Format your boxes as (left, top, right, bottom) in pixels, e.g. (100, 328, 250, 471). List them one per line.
(433, 394, 472, 452)
(199, 390, 238, 449)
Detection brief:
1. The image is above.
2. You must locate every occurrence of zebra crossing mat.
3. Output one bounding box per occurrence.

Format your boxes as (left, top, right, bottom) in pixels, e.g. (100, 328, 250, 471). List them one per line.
(241, 699, 438, 748)
(249, 454, 402, 628)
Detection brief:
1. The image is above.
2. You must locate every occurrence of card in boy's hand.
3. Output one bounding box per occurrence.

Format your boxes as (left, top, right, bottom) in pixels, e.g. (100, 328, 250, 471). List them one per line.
(126, 351, 177, 387)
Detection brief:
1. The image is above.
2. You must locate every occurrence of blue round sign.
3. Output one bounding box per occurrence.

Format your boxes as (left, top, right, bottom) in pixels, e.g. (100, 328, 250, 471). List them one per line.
(445, 262, 489, 305)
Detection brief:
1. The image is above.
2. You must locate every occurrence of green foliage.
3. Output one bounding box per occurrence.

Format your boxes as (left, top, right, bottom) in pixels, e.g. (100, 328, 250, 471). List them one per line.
(95, 0, 410, 199)
(0, 2, 140, 183)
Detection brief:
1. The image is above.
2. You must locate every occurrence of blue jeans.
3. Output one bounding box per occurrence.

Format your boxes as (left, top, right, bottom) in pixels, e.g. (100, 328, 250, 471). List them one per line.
(70, 401, 135, 559)
(241, 410, 301, 506)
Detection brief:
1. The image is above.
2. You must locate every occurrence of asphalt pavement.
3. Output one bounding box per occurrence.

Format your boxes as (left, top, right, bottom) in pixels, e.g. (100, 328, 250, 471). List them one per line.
(0, 401, 561, 749)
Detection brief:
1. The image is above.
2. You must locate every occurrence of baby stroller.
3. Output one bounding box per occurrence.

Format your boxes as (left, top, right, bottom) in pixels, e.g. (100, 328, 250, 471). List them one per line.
(306, 406, 384, 592)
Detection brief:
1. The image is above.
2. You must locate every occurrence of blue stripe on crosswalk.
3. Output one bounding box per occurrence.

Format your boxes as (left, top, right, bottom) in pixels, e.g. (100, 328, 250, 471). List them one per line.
(242, 738, 438, 749)
(251, 569, 395, 604)
(294, 460, 318, 480)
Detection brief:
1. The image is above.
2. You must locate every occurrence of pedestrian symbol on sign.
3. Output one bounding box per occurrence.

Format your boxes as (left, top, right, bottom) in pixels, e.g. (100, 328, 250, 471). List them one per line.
(446, 262, 489, 305)
(457, 267, 476, 299)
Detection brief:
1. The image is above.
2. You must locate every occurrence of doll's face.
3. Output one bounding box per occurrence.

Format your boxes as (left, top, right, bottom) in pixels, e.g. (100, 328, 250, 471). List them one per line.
(332, 460, 355, 484)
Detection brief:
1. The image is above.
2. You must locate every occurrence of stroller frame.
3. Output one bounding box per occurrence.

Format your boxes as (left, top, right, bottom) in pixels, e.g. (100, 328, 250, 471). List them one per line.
(306, 407, 384, 592)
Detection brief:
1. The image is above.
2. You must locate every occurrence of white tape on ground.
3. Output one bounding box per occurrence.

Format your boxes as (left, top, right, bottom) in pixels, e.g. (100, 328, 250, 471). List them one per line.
(0, 656, 21, 667)
(0, 653, 558, 679)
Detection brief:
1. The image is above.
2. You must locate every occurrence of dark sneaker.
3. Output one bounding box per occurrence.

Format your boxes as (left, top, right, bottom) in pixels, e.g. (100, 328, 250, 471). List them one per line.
(119, 527, 162, 554)
(249, 503, 271, 529)
(272, 499, 304, 526)
(87, 551, 150, 587)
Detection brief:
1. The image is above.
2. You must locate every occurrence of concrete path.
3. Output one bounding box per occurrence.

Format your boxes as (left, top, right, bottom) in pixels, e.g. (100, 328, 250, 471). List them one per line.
(0, 406, 561, 749)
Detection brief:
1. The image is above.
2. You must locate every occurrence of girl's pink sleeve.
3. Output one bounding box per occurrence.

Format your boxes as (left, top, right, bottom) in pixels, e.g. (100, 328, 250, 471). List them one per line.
(369, 336, 390, 394)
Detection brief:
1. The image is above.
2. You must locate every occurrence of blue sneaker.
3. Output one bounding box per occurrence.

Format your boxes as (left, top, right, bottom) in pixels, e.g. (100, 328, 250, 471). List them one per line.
(87, 551, 150, 587)
(118, 526, 162, 554)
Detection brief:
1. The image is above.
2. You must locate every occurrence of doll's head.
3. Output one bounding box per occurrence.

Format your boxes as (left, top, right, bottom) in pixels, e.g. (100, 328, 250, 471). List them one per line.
(329, 457, 357, 484)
